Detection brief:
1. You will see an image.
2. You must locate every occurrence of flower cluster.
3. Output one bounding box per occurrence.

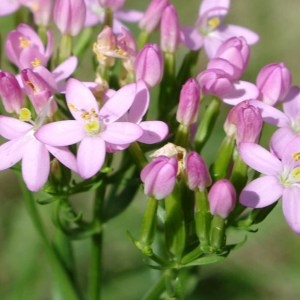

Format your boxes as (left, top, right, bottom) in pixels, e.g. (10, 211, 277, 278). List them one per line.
(0, 0, 299, 298)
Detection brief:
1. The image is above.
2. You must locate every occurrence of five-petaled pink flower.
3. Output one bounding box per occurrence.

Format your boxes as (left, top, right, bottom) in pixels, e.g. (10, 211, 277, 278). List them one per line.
(35, 78, 143, 179)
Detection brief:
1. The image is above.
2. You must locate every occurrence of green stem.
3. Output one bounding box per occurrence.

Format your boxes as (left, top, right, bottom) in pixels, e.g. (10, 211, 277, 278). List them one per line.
(88, 182, 105, 300)
(137, 30, 150, 49)
(194, 97, 221, 151)
(20, 180, 80, 300)
(128, 142, 148, 170)
(210, 215, 226, 252)
(58, 34, 73, 64)
(174, 124, 190, 148)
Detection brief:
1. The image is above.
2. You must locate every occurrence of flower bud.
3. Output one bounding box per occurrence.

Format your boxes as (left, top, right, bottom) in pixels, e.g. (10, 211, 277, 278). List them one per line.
(209, 36, 250, 81)
(256, 62, 292, 106)
(0, 71, 25, 113)
(24, 0, 53, 27)
(160, 4, 181, 53)
(140, 156, 178, 200)
(21, 68, 56, 115)
(208, 179, 236, 218)
(134, 43, 163, 87)
(197, 69, 234, 97)
(185, 152, 211, 191)
(139, 0, 169, 33)
(53, 0, 86, 36)
(176, 78, 200, 126)
(224, 100, 262, 144)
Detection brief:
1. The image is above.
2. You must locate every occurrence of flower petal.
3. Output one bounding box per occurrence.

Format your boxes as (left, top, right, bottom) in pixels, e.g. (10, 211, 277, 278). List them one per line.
(138, 121, 168, 144)
(0, 116, 32, 140)
(99, 83, 138, 124)
(101, 122, 142, 144)
(238, 142, 281, 175)
(47, 145, 78, 173)
(35, 120, 85, 146)
(282, 187, 300, 234)
(199, 0, 230, 18)
(52, 56, 78, 83)
(77, 136, 105, 178)
(240, 176, 283, 208)
(181, 26, 203, 51)
(66, 78, 99, 120)
(22, 138, 50, 191)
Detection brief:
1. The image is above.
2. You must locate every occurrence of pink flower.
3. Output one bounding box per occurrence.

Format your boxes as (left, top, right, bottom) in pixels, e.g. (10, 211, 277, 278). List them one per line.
(140, 156, 178, 200)
(5, 23, 54, 69)
(35, 79, 143, 179)
(256, 62, 292, 106)
(0, 105, 77, 192)
(239, 138, 300, 234)
(181, 0, 259, 58)
(208, 179, 236, 218)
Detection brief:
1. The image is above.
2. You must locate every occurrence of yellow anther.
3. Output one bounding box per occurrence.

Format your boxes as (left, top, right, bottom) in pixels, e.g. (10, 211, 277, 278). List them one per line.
(31, 58, 42, 67)
(207, 17, 220, 29)
(84, 120, 100, 135)
(19, 37, 31, 48)
(68, 103, 78, 112)
(19, 108, 32, 122)
(292, 152, 300, 161)
(292, 167, 300, 180)
(26, 80, 37, 92)
(30, 1, 39, 12)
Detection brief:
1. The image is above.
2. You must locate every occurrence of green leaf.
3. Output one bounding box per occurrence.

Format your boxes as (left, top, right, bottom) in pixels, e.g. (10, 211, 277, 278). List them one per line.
(182, 255, 225, 267)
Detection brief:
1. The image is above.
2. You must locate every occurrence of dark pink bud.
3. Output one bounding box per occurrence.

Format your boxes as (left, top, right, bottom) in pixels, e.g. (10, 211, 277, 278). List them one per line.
(134, 43, 163, 87)
(176, 78, 200, 126)
(256, 62, 292, 106)
(21, 69, 56, 115)
(0, 71, 24, 113)
(224, 100, 263, 144)
(197, 69, 234, 97)
(140, 156, 178, 200)
(139, 0, 169, 33)
(160, 4, 181, 53)
(53, 0, 86, 36)
(185, 152, 211, 191)
(208, 179, 236, 218)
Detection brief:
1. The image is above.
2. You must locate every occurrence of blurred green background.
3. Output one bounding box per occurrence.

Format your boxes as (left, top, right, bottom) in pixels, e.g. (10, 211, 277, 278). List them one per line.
(1, 0, 300, 299)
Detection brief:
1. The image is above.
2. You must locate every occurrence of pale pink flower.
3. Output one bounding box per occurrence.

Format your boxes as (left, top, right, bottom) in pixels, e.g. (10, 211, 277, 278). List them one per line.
(35, 79, 143, 179)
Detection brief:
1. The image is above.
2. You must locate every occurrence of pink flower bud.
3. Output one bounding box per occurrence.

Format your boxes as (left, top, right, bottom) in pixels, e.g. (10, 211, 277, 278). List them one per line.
(53, 0, 86, 36)
(21, 69, 56, 115)
(208, 179, 236, 218)
(24, 0, 53, 27)
(0, 71, 25, 113)
(197, 69, 234, 97)
(185, 152, 211, 191)
(176, 78, 200, 126)
(256, 62, 292, 106)
(209, 36, 250, 81)
(224, 100, 262, 144)
(139, 0, 169, 33)
(160, 4, 181, 53)
(140, 156, 178, 200)
(134, 43, 163, 87)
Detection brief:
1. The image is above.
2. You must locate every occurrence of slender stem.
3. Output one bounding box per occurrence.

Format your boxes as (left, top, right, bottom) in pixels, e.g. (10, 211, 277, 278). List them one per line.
(142, 272, 167, 300)
(20, 180, 80, 300)
(88, 182, 105, 300)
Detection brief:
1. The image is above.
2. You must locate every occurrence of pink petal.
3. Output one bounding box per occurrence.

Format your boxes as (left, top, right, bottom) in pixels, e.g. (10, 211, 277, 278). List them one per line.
(0, 116, 32, 140)
(270, 128, 297, 159)
(240, 176, 283, 208)
(217, 24, 259, 45)
(0, 0, 20, 15)
(138, 121, 168, 144)
(181, 26, 203, 51)
(100, 122, 142, 144)
(249, 100, 289, 127)
(99, 83, 138, 124)
(22, 138, 50, 191)
(127, 80, 149, 123)
(281, 136, 300, 166)
(77, 136, 106, 178)
(34, 66, 58, 91)
(222, 81, 259, 105)
(0, 138, 27, 170)
(115, 9, 143, 22)
(282, 187, 300, 234)
(66, 78, 99, 121)
(283, 86, 300, 119)
(238, 142, 281, 175)
(52, 56, 78, 83)
(35, 120, 85, 146)
(199, 0, 230, 18)
(47, 145, 78, 173)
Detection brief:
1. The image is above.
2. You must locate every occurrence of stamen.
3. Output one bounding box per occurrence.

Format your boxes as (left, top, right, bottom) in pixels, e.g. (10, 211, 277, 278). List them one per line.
(31, 58, 42, 67)
(84, 120, 101, 135)
(207, 17, 220, 29)
(292, 167, 300, 180)
(19, 108, 32, 122)
(19, 37, 31, 48)
(292, 152, 300, 161)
